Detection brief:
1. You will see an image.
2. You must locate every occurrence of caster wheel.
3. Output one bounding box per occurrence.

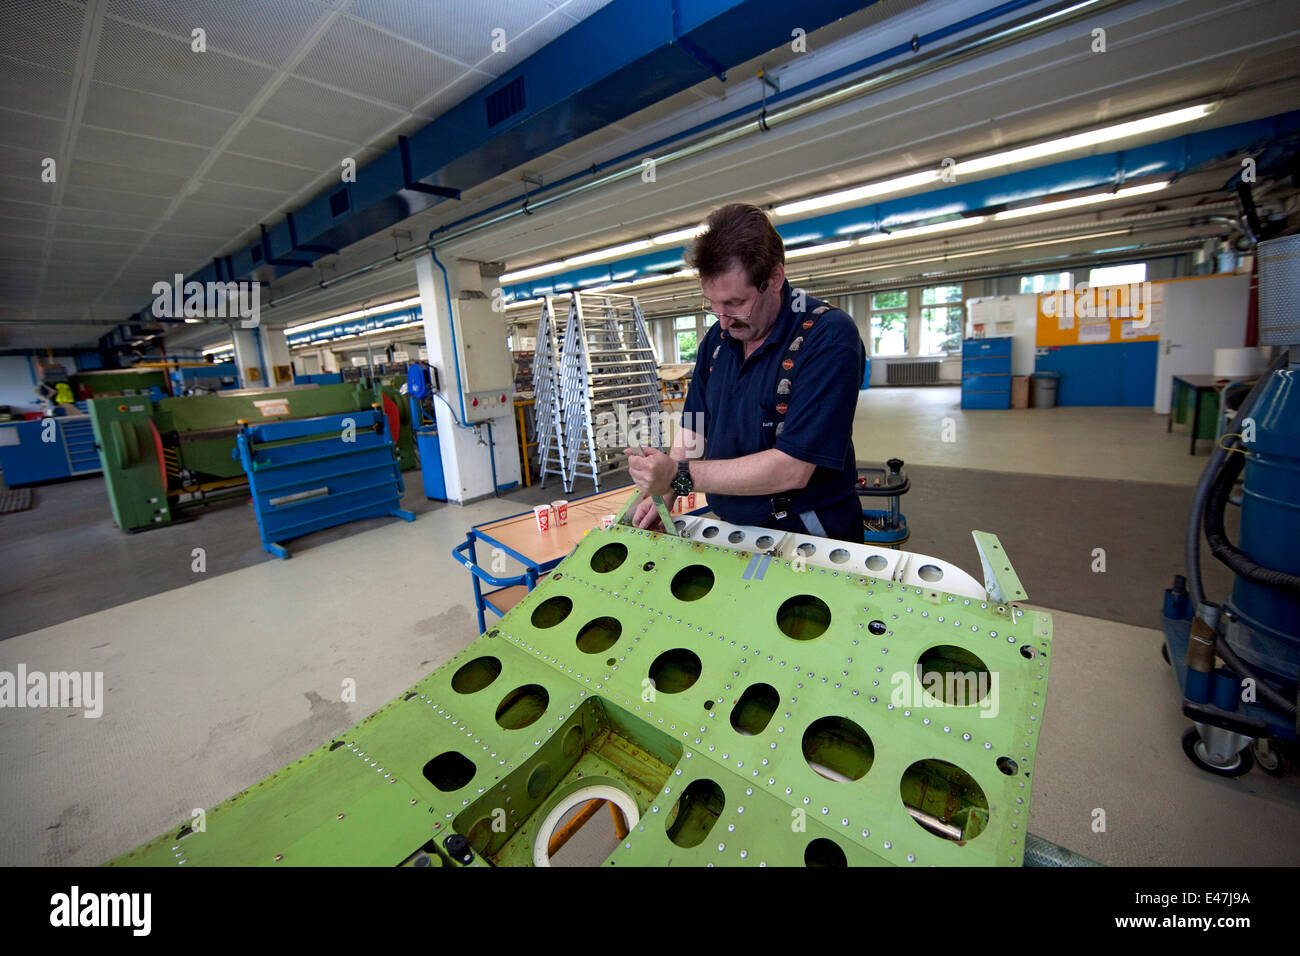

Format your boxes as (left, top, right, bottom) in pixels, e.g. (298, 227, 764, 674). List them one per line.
(1160, 643, 1171, 665)
(1253, 740, 1282, 775)
(1181, 726, 1253, 777)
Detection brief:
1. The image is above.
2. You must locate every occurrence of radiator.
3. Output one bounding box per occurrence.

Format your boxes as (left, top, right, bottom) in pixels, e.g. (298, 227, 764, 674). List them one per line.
(886, 361, 940, 385)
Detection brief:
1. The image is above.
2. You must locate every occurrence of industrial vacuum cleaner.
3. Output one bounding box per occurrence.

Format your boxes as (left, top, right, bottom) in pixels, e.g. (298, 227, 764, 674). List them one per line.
(1161, 233, 1300, 776)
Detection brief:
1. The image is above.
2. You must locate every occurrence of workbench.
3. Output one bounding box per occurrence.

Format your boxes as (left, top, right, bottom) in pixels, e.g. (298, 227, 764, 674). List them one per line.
(453, 485, 709, 633)
(1168, 374, 1257, 455)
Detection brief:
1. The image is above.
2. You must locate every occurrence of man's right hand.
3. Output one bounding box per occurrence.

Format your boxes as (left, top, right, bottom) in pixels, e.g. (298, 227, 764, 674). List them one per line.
(632, 493, 676, 531)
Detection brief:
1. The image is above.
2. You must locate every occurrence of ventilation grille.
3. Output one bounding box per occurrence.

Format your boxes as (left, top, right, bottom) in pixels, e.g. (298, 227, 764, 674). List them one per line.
(1257, 234, 1300, 346)
(485, 76, 526, 127)
(886, 361, 940, 385)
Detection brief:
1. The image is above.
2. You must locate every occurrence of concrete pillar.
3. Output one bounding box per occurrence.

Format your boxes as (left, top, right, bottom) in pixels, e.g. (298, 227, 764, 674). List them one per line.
(262, 328, 293, 386)
(231, 327, 268, 389)
(416, 254, 521, 504)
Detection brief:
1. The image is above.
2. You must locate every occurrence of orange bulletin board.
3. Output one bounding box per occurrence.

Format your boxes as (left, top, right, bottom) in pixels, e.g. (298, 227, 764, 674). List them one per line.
(1035, 281, 1165, 346)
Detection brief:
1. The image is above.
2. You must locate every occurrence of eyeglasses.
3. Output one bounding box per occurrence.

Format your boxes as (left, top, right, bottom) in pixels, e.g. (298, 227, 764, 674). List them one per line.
(701, 281, 770, 320)
(701, 297, 756, 320)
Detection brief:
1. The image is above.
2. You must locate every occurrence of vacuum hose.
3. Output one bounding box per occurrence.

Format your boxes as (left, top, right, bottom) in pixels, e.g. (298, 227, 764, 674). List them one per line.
(1204, 451, 1300, 596)
(1191, 354, 1300, 717)
(1185, 350, 1289, 607)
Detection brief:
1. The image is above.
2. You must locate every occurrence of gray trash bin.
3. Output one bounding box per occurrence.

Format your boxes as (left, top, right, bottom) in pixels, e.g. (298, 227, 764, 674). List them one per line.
(1031, 371, 1059, 408)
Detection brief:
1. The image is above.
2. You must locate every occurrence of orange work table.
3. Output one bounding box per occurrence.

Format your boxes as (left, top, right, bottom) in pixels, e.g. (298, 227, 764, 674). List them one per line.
(451, 484, 709, 633)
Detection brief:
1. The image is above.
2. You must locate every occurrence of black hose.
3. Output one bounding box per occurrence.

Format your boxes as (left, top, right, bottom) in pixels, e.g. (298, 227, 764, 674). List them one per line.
(1205, 451, 1300, 596)
(1186, 350, 1289, 606)
(1216, 633, 1297, 716)
(1200, 430, 1299, 716)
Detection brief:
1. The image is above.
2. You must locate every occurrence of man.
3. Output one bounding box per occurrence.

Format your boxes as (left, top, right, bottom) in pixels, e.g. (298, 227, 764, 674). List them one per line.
(626, 203, 866, 542)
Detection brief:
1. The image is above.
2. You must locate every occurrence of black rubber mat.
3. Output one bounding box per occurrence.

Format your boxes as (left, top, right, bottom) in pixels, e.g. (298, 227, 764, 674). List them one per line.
(894, 464, 1238, 630)
(0, 487, 33, 514)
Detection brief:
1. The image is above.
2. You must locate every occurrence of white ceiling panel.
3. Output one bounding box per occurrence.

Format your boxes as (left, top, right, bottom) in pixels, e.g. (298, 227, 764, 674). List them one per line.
(73, 126, 212, 178)
(0, 217, 49, 240)
(57, 204, 161, 231)
(0, 0, 87, 73)
(205, 152, 318, 193)
(0, 200, 51, 223)
(227, 119, 359, 167)
(294, 15, 465, 111)
(93, 17, 274, 112)
(254, 74, 407, 141)
(0, 57, 74, 118)
(104, 0, 330, 68)
(80, 82, 239, 146)
(59, 184, 167, 215)
(0, 108, 66, 153)
(65, 158, 190, 197)
(348, 0, 560, 69)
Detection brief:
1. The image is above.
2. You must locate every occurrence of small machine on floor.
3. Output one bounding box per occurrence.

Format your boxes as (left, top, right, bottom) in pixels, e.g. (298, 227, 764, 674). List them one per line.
(857, 457, 909, 547)
(1160, 234, 1300, 776)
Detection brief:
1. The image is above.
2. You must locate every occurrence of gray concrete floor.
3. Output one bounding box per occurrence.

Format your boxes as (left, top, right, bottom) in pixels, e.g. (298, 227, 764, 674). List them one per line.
(0, 386, 1295, 866)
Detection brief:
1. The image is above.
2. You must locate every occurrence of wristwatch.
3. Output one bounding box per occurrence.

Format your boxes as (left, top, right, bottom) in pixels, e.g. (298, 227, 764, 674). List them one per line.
(671, 460, 693, 497)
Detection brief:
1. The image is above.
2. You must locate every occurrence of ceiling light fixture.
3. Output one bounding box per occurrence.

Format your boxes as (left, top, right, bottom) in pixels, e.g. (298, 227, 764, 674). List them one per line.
(773, 104, 1213, 219)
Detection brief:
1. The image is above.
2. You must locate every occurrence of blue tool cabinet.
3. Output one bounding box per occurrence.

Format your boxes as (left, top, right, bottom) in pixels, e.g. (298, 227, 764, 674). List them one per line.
(0, 403, 101, 485)
(961, 337, 1012, 409)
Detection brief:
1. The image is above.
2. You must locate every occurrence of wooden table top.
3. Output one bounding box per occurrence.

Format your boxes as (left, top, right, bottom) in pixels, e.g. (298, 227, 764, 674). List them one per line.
(473, 484, 707, 567)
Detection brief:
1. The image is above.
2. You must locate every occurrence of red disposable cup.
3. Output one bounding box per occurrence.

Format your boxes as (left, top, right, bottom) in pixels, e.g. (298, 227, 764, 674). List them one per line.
(533, 505, 550, 532)
(552, 500, 568, 526)
(600, 514, 615, 529)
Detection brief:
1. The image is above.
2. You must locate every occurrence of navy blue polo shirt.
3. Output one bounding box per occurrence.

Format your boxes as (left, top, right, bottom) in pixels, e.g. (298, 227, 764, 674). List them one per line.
(682, 280, 865, 534)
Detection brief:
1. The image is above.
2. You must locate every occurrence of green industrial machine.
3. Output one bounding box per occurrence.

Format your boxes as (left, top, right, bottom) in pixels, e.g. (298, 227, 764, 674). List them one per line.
(70, 368, 168, 400)
(88, 382, 415, 532)
(110, 500, 1053, 867)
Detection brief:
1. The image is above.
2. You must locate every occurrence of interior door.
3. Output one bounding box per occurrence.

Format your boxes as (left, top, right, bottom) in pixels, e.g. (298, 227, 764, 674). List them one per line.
(1152, 275, 1250, 414)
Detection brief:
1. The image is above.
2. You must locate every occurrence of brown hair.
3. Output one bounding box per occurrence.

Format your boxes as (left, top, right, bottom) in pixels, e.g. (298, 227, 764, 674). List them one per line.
(685, 203, 785, 290)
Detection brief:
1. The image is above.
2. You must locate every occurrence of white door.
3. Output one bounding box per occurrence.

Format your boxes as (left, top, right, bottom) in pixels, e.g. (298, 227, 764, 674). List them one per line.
(1152, 275, 1250, 414)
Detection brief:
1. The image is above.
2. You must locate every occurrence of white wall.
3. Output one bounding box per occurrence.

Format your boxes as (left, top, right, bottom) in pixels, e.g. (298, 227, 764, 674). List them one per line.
(0, 355, 77, 411)
(1153, 275, 1252, 414)
(965, 294, 1038, 376)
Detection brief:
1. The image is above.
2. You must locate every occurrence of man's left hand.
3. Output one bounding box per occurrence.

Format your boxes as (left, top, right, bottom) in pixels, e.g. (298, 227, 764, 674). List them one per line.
(624, 446, 675, 496)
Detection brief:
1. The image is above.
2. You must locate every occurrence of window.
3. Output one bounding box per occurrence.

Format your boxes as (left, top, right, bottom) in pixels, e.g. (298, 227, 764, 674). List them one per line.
(1089, 262, 1146, 287)
(675, 315, 700, 363)
(920, 285, 963, 355)
(1019, 272, 1072, 294)
(869, 291, 907, 356)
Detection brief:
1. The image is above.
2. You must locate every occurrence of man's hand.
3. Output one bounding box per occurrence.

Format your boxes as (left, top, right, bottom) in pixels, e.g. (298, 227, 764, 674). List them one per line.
(624, 446, 676, 496)
(631, 492, 677, 531)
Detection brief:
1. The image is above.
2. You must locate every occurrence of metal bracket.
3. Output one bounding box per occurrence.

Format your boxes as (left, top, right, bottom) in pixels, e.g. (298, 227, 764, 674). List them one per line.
(971, 530, 1028, 604)
(676, 35, 727, 82)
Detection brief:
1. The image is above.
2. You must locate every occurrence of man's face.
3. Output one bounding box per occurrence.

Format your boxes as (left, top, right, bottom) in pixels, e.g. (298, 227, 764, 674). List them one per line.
(701, 262, 784, 344)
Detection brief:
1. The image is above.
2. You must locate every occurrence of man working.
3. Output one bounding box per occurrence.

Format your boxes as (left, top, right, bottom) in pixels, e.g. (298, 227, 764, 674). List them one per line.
(626, 202, 866, 543)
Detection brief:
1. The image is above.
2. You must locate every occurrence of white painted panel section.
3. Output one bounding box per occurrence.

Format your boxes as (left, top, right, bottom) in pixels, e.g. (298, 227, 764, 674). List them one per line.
(1152, 275, 1251, 414)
